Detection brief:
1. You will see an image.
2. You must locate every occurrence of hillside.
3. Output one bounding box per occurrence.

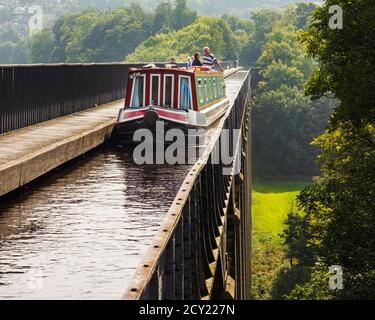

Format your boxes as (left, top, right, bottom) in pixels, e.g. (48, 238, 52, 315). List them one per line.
(126, 16, 241, 62)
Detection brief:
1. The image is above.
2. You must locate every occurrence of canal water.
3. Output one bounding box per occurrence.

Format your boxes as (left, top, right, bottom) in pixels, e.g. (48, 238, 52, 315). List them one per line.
(0, 70, 248, 300)
(0, 146, 191, 299)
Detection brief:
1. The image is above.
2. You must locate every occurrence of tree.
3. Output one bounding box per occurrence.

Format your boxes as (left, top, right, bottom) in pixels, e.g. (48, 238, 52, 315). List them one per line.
(294, 3, 317, 29)
(261, 61, 304, 90)
(127, 16, 239, 62)
(171, 0, 197, 30)
(281, 210, 314, 267)
(258, 23, 302, 67)
(284, 267, 334, 300)
(252, 86, 332, 178)
(0, 42, 15, 64)
(240, 9, 282, 66)
(26, 1, 199, 64)
(64, 10, 102, 62)
(29, 29, 56, 63)
(50, 13, 82, 62)
(79, 6, 151, 62)
(152, 1, 173, 34)
(300, 0, 375, 125)
(290, 0, 375, 299)
(12, 38, 29, 64)
(295, 123, 375, 299)
(252, 19, 333, 178)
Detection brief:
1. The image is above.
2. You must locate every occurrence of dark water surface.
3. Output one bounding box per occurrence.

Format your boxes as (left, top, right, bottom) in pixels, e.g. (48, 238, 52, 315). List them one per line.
(0, 146, 190, 299)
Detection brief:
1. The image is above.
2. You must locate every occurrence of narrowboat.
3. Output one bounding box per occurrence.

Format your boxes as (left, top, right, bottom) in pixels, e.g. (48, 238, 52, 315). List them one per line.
(114, 65, 229, 143)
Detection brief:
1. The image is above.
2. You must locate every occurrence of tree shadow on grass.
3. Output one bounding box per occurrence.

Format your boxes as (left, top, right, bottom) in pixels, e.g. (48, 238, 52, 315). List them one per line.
(253, 179, 312, 194)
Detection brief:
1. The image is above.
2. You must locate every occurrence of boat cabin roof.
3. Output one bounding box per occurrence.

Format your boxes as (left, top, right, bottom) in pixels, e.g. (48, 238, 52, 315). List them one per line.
(128, 66, 223, 77)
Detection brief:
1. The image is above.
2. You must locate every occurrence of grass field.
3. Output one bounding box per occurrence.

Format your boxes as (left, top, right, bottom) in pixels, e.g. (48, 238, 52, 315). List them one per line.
(251, 180, 311, 299)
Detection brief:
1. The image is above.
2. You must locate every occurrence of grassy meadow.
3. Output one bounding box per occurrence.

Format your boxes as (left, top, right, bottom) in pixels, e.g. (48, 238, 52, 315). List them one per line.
(251, 180, 311, 299)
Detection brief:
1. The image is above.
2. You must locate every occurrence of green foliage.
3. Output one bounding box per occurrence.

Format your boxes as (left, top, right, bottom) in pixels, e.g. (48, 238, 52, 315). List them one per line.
(78, 7, 152, 62)
(252, 240, 288, 300)
(295, 123, 375, 299)
(271, 265, 313, 300)
(281, 211, 314, 267)
(279, 126, 375, 300)
(294, 3, 317, 29)
(152, 1, 174, 34)
(127, 16, 239, 62)
(59, 0, 319, 18)
(251, 180, 310, 300)
(0, 27, 29, 64)
(0, 38, 29, 64)
(284, 0, 375, 300)
(0, 41, 15, 64)
(261, 61, 304, 90)
(28, 1, 197, 63)
(258, 23, 301, 67)
(29, 6, 151, 63)
(253, 85, 334, 178)
(285, 267, 334, 300)
(172, 0, 197, 30)
(300, 0, 375, 125)
(240, 3, 318, 67)
(251, 9, 334, 179)
(29, 29, 56, 63)
(240, 9, 282, 66)
(222, 14, 255, 51)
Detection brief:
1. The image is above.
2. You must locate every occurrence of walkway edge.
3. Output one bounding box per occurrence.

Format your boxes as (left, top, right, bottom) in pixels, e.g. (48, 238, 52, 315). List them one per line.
(0, 118, 116, 198)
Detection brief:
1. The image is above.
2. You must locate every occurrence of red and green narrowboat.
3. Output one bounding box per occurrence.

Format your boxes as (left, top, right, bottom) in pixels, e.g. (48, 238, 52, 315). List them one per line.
(114, 65, 229, 143)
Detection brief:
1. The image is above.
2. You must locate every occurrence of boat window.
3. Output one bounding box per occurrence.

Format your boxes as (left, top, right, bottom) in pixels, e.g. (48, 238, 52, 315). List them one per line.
(179, 76, 192, 110)
(164, 75, 173, 108)
(209, 78, 213, 101)
(204, 78, 208, 103)
(197, 78, 204, 104)
(218, 78, 223, 97)
(131, 76, 144, 107)
(151, 75, 160, 106)
(213, 78, 217, 99)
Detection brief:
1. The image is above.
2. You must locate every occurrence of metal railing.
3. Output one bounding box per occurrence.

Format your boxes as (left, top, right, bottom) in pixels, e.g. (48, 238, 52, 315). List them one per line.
(0, 62, 239, 135)
(123, 69, 256, 300)
(0, 63, 147, 135)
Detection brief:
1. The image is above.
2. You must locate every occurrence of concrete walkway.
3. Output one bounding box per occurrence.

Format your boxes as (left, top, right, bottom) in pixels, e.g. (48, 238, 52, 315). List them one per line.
(0, 100, 123, 198)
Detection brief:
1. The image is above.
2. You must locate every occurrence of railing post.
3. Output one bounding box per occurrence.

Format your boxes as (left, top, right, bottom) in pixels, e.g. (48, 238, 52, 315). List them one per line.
(183, 201, 192, 299)
(164, 239, 176, 300)
(174, 220, 184, 299)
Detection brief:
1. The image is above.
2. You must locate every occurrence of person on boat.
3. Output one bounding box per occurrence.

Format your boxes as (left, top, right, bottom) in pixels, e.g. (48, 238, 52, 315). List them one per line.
(192, 52, 203, 67)
(202, 46, 224, 72)
(186, 56, 193, 69)
(169, 57, 179, 68)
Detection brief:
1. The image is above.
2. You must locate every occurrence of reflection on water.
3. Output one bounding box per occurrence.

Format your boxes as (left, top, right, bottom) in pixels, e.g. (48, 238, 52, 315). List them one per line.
(0, 146, 190, 299)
